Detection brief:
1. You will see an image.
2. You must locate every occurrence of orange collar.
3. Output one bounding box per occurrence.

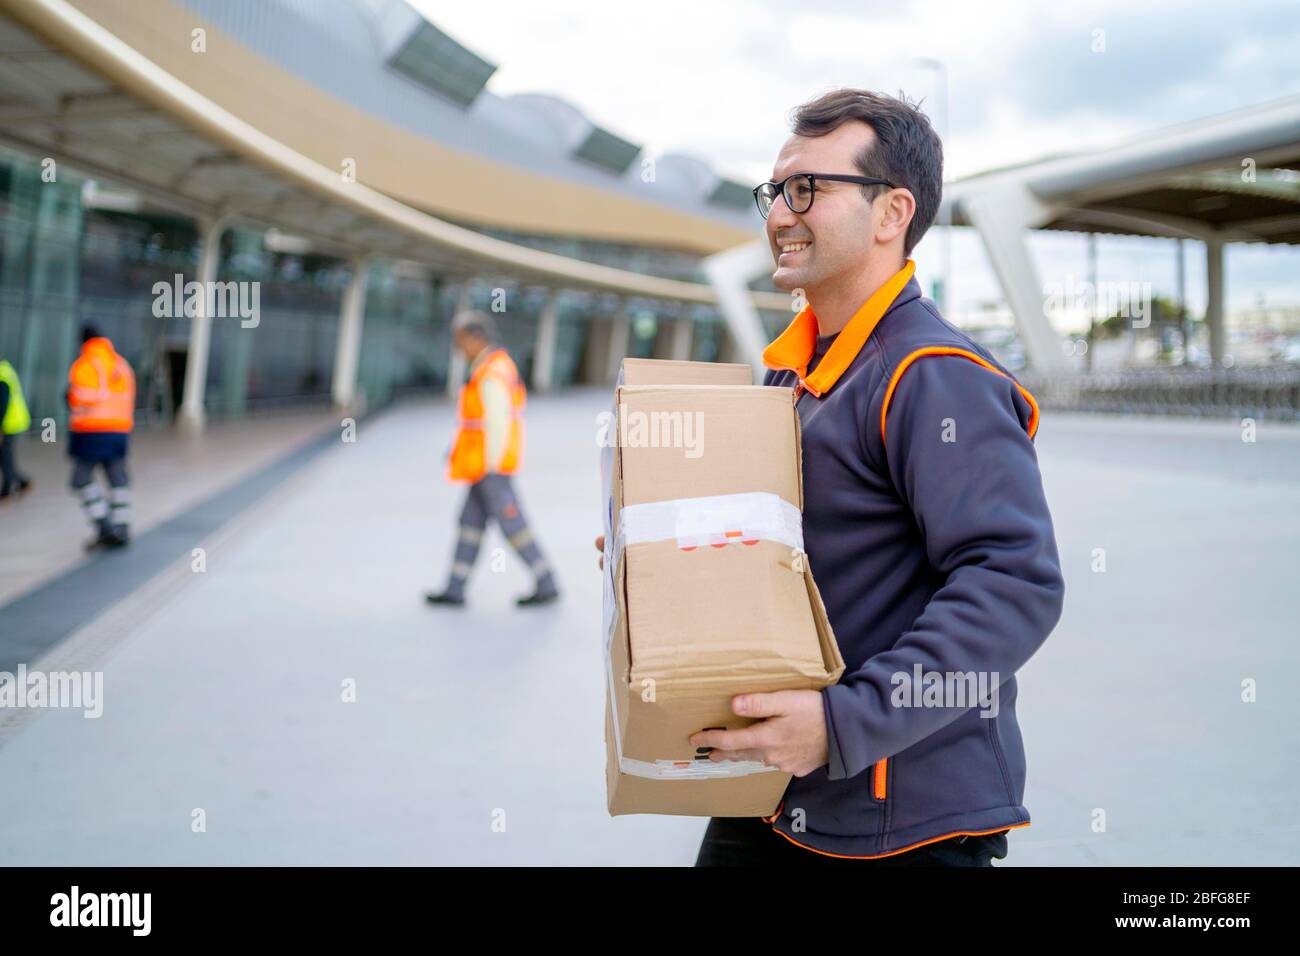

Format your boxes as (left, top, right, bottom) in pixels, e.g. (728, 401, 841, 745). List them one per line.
(762, 259, 916, 398)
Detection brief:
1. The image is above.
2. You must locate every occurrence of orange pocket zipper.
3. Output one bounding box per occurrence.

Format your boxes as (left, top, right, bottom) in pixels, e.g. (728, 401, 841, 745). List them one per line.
(872, 758, 888, 800)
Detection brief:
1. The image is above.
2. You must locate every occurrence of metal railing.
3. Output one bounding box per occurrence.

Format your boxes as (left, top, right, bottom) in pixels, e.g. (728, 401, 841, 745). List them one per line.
(1019, 365, 1300, 421)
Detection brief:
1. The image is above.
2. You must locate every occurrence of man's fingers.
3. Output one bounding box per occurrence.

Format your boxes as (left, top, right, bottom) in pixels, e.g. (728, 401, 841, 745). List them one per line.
(690, 726, 762, 753)
(732, 691, 792, 720)
(709, 748, 766, 765)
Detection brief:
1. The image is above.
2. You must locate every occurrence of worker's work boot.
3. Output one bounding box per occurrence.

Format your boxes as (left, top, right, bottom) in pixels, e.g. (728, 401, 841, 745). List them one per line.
(424, 590, 465, 607)
(85, 520, 123, 551)
(515, 584, 560, 607)
(0, 478, 31, 503)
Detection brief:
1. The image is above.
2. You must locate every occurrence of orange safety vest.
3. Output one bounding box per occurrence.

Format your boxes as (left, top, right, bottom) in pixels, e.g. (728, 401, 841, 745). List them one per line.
(68, 337, 135, 433)
(447, 347, 525, 483)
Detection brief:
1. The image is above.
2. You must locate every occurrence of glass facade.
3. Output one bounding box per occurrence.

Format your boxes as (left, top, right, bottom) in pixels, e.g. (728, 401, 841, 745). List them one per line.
(0, 147, 742, 429)
(357, 263, 451, 404)
(80, 207, 197, 423)
(0, 155, 84, 428)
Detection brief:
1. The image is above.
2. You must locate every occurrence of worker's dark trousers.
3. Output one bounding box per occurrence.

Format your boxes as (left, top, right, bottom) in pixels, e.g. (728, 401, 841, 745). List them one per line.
(0, 434, 29, 496)
(694, 817, 1008, 867)
(70, 455, 130, 536)
(444, 473, 556, 599)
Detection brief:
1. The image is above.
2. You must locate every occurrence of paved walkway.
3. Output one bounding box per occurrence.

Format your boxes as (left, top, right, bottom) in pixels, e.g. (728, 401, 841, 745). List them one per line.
(0, 392, 1296, 865)
(0, 408, 340, 605)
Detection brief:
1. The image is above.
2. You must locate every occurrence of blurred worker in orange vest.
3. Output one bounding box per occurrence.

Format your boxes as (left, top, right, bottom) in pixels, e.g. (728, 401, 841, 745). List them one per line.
(426, 310, 559, 608)
(67, 326, 135, 549)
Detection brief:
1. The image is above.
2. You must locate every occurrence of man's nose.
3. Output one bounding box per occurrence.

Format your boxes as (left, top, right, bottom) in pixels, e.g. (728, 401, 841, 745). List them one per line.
(767, 193, 799, 234)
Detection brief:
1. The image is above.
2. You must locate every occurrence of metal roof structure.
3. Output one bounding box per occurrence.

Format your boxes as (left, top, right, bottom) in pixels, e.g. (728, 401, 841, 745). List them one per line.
(942, 94, 1300, 245)
(0, 0, 785, 308)
(710, 95, 1300, 375)
(0, 0, 804, 428)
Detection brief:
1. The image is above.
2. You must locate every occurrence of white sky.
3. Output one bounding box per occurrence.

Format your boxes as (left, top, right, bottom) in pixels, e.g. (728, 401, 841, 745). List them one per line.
(412, 0, 1300, 322)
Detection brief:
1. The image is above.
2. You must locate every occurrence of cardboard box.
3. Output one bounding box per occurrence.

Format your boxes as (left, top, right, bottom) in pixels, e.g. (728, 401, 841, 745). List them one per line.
(601, 358, 844, 817)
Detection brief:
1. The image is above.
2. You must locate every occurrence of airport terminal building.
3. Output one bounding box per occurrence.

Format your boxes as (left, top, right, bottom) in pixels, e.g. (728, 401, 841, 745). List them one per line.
(0, 0, 788, 429)
(4, 0, 1300, 430)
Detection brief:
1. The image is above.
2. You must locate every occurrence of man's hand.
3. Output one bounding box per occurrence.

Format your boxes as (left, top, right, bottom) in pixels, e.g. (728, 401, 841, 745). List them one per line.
(597, 535, 827, 774)
(689, 690, 829, 777)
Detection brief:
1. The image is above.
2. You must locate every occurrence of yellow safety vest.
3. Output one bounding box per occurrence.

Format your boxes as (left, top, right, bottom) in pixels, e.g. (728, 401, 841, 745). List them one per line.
(0, 359, 31, 435)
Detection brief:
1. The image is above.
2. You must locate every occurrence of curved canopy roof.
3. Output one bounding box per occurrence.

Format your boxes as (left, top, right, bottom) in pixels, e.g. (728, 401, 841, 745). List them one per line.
(0, 0, 787, 309)
(942, 95, 1300, 244)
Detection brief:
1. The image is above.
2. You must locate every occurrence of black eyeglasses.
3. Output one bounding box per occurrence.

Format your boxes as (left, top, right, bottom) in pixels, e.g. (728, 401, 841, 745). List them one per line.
(752, 172, 898, 219)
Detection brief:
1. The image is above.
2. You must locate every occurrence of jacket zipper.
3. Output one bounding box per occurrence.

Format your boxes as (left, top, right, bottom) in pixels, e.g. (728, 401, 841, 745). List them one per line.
(780, 360, 878, 800)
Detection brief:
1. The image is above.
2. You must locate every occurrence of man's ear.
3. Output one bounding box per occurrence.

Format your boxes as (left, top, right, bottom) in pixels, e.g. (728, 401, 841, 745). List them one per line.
(876, 188, 916, 247)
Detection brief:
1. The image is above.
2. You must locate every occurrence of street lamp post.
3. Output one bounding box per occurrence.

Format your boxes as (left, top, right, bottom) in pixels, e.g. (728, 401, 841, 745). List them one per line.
(914, 57, 950, 318)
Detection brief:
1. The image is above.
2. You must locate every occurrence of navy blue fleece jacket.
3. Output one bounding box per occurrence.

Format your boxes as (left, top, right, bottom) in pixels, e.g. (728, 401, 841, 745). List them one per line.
(760, 264, 1065, 858)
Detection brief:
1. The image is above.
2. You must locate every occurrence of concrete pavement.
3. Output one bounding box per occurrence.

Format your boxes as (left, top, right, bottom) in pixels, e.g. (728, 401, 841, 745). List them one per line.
(0, 392, 1296, 865)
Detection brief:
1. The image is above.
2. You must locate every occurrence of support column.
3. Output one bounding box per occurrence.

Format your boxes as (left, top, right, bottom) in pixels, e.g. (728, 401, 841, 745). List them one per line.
(716, 325, 743, 365)
(650, 314, 672, 359)
(331, 256, 370, 410)
(532, 292, 559, 392)
(962, 184, 1069, 374)
(670, 316, 693, 361)
(1205, 237, 1226, 366)
(1085, 232, 1098, 373)
(446, 281, 472, 399)
(580, 315, 610, 384)
(178, 215, 228, 432)
(1177, 238, 1190, 366)
(703, 241, 775, 375)
(606, 306, 630, 383)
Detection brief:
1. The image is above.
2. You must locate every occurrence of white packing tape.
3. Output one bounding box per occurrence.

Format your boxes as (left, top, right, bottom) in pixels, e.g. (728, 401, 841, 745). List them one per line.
(617, 491, 804, 554)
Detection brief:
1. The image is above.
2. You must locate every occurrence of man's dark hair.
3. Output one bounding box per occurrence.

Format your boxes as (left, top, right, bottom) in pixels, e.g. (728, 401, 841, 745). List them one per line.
(80, 324, 102, 343)
(790, 89, 943, 256)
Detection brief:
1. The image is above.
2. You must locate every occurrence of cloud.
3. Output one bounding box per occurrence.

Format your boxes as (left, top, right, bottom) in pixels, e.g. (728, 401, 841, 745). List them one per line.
(419, 0, 1300, 183)
(414, 0, 1300, 314)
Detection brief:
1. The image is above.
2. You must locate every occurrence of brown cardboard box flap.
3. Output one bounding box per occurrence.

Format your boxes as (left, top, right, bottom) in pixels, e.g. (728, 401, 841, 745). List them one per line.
(625, 539, 834, 694)
(620, 357, 753, 387)
(616, 386, 800, 508)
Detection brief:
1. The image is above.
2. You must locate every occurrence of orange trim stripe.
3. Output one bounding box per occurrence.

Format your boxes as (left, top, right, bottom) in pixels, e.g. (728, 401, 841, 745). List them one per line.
(880, 347, 1040, 444)
(762, 259, 917, 398)
(68, 419, 134, 433)
(872, 758, 887, 800)
(771, 820, 1031, 860)
(761, 800, 785, 824)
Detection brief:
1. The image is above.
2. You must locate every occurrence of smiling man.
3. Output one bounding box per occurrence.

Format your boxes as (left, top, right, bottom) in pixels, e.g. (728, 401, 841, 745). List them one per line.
(686, 89, 1066, 865)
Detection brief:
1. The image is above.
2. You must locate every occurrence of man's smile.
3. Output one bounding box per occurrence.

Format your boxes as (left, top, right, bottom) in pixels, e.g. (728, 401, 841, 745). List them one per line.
(777, 239, 813, 262)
